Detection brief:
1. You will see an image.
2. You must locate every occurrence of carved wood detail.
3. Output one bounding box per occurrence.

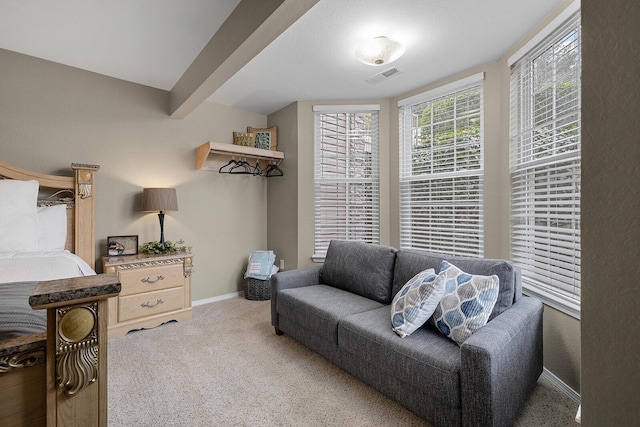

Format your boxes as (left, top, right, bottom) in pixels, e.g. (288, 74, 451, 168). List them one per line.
(0, 349, 46, 373)
(55, 303, 99, 396)
(110, 257, 193, 277)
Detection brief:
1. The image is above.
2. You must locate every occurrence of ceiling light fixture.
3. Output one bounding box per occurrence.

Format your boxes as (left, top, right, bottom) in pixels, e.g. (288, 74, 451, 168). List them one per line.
(355, 36, 405, 66)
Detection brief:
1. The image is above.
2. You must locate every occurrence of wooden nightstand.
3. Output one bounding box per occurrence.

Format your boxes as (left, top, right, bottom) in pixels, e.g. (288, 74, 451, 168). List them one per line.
(102, 252, 193, 339)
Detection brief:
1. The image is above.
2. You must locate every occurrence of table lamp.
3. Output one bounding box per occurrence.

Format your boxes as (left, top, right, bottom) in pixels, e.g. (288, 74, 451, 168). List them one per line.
(141, 188, 178, 251)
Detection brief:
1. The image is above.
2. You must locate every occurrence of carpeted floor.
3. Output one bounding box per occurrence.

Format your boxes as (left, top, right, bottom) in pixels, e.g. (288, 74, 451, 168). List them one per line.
(108, 297, 579, 426)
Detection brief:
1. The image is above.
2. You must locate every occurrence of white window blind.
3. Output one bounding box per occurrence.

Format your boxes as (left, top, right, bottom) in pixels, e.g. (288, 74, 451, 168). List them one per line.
(313, 106, 380, 260)
(510, 12, 581, 318)
(399, 77, 484, 257)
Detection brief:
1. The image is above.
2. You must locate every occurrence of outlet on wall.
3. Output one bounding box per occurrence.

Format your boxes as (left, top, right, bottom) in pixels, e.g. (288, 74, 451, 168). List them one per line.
(279, 259, 285, 270)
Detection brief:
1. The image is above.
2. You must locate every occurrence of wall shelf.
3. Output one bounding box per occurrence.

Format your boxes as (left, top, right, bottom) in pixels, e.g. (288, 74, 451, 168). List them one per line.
(196, 141, 284, 172)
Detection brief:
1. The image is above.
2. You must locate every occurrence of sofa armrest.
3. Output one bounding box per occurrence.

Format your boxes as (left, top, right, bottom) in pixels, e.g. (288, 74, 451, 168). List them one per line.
(270, 266, 322, 328)
(460, 296, 543, 427)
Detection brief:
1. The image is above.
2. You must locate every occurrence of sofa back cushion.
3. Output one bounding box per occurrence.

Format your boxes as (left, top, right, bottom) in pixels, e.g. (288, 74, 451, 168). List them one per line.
(320, 240, 397, 304)
(392, 249, 521, 320)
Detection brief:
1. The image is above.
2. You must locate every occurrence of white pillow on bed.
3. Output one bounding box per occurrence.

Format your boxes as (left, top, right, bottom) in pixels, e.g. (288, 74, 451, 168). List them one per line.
(37, 204, 68, 251)
(0, 179, 38, 251)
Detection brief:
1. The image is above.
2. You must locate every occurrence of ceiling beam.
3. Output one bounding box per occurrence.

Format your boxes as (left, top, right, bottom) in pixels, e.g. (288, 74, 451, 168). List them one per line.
(169, 0, 319, 118)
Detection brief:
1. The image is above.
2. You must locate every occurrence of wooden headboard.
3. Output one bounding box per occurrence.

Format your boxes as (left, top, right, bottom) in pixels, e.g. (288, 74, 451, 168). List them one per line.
(0, 161, 99, 268)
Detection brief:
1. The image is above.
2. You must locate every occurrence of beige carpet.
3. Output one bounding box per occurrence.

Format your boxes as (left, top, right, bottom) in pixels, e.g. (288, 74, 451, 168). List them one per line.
(108, 297, 579, 426)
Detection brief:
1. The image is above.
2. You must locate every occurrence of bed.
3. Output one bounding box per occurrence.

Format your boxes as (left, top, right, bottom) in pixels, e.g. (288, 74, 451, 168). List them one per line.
(0, 161, 121, 427)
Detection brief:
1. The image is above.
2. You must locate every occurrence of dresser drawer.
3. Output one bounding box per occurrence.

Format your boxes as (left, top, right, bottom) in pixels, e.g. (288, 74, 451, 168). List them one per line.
(118, 263, 184, 296)
(118, 287, 184, 322)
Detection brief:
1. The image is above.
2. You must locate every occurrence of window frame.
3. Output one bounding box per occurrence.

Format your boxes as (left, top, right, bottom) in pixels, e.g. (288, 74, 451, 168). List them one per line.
(509, 10, 582, 318)
(312, 104, 381, 262)
(398, 73, 485, 257)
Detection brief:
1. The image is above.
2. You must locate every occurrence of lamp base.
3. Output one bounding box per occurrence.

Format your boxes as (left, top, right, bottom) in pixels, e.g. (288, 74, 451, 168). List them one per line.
(158, 212, 166, 251)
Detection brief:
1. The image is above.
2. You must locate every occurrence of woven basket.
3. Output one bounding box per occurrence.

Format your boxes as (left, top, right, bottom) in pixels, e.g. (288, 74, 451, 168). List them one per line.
(244, 277, 271, 301)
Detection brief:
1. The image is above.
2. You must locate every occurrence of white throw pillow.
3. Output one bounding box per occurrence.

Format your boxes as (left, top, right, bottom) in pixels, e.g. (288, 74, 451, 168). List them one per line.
(390, 268, 445, 338)
(37, 204, 68, 251)
(0, 179, 38, 251)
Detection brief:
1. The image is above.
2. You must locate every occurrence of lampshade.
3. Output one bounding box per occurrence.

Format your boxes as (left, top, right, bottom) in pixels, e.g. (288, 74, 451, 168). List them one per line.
(141, 188, 178, 213)
(355, 36, 405, 66)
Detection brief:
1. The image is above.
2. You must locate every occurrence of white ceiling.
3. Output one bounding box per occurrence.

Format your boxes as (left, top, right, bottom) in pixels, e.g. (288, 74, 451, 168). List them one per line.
(0, 0, 564, 115)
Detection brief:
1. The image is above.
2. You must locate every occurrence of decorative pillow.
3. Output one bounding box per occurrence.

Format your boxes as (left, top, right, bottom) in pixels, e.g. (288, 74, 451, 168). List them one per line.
(244, 250, 276, 280)
(247, 126, 277, 150)
(390, 268, 445, 338)
(0, 179, 39, 251)
(233, 131, 255, 147)
(432, 261, 499, 345)
(37, 204, 68, 251)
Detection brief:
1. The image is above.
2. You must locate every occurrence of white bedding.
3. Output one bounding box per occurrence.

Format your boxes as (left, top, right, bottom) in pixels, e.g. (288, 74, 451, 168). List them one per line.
(0, 250, 96, 284)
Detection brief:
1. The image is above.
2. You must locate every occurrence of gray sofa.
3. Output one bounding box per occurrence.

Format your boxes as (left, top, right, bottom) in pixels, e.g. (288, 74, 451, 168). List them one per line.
(270, 240, 543, 427)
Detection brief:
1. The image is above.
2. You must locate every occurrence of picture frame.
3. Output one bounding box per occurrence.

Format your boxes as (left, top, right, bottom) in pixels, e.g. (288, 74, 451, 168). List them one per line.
(247, 126, 277, 151)
(107, 235, 138, 256)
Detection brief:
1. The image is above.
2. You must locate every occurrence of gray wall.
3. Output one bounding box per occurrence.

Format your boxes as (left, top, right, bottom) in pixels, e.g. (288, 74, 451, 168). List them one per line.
(581, 0, 640, 425)
(0, 48, 269, 301)
(267, 102, 299, 270)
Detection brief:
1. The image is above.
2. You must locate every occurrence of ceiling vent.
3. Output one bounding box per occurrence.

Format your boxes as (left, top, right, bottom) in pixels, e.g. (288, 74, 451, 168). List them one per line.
(365, 67, 402, 84)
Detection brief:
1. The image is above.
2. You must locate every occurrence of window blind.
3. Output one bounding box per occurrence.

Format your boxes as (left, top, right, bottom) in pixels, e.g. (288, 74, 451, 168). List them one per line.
(509, 12, 581, 318)
(313, 106, 380, 260)
(399, 79, 484, 257)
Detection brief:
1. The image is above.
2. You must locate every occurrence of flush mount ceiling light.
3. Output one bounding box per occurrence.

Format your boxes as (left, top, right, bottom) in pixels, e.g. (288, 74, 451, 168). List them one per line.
(355, 36, 406, 66)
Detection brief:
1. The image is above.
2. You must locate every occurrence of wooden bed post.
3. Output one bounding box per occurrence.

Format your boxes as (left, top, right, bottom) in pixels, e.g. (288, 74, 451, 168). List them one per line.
(29, 275, 121, 427)
(0, 161, 111, 427)
(71, 164, 100, 269)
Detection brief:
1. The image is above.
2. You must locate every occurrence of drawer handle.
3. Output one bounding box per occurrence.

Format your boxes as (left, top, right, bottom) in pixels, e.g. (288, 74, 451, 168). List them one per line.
(141, 299, 165, 308)
(141, 275, 165, 284)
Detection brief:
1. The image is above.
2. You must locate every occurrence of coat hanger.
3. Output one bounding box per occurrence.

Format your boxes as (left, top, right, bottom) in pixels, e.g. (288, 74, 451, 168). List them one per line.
(229, 158, 253, 174)
(264, 162, 283, 177)
(251, 161, 263, 176)
(219, 158, 238, 173)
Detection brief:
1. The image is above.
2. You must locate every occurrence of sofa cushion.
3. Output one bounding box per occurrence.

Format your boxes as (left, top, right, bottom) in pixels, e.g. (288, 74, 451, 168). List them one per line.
(277, 285, 383, 344)
(392, 248, 519, 320)
(390, 269, 445, 338)
(432, 261, 499, 345)
(339, 306, 461, 406)
(320, 240, 397, 304)
(391, 250, 445, 298)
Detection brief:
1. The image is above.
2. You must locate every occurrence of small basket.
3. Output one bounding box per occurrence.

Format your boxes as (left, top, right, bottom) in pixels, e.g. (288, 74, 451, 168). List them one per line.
(244, 277, 271, 301)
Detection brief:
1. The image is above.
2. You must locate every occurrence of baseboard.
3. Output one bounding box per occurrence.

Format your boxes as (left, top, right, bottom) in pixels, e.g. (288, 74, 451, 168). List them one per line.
(541, 367, 581, 404)
(193, 291, 243, 307)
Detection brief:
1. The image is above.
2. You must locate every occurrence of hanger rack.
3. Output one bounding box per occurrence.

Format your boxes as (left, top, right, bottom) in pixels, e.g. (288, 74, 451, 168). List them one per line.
(196, 141, 284, 176)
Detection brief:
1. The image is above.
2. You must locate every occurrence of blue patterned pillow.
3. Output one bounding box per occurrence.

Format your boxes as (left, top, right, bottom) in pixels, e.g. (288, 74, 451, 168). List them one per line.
(390, 268, 445, 338)
(432, 261, 499, 345)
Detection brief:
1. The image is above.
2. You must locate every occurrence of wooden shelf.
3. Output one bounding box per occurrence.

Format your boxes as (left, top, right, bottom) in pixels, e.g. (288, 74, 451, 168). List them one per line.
(196, 141, 284, 171)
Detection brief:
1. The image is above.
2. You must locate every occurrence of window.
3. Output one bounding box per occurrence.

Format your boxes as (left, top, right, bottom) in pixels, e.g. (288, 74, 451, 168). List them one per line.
(509, 11, 581, 318)
(398, 74, 485, 257)
(313, 105, 380, 261)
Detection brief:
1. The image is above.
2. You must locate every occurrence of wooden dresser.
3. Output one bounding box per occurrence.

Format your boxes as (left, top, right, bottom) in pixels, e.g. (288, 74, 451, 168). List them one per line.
(102, 252, 193, 339)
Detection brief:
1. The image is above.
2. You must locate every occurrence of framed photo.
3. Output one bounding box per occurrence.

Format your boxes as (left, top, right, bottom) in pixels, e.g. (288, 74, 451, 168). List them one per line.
(247, 126, 277, 151)
(107, 235, 138, 256)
